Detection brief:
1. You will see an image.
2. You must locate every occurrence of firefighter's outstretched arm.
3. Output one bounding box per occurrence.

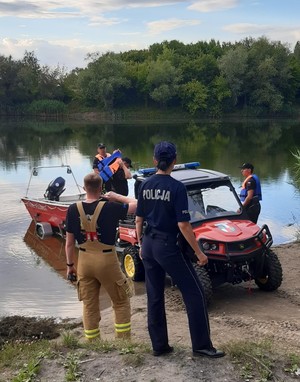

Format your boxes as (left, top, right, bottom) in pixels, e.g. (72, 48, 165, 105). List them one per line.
(105, 191, 137, 214)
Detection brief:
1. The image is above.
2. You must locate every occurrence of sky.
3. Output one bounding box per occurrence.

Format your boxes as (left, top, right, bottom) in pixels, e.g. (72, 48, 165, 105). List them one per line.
(1, 0, 300, 72)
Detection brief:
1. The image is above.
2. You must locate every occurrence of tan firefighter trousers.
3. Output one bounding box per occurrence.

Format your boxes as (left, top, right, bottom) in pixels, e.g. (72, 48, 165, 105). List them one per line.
(77, 242, 131, 340)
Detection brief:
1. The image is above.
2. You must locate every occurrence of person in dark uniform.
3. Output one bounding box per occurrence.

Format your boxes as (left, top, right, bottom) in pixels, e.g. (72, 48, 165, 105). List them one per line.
(111, 157, 133, 196)
(239, 162, 262, 224)
(135, 141, 225, 358)
(65, 172, 136, 340)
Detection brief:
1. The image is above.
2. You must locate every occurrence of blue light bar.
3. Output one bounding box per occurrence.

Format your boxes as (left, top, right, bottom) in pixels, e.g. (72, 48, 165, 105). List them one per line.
(138, 162, 200, 176)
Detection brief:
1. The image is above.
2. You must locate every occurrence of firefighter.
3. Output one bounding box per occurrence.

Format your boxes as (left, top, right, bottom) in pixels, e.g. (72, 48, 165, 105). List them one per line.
(65, 172, 136, 340)
(239, 162, 262, 223)
(135, 141, 225, 358)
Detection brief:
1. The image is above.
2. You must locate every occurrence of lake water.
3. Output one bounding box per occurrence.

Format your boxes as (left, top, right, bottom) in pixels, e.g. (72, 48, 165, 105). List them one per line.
(1, 117, 300, 319)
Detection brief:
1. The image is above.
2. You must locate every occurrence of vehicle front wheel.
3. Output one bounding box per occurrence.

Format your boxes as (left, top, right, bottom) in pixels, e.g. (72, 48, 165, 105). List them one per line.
(255, 249, 283, 291)
(121, 246, 145, 281)
(192, 264, 213, 305)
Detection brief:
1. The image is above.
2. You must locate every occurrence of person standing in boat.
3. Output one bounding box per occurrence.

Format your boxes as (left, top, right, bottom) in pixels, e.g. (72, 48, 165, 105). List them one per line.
(239, 162, 262, 224)
(93, 143, 111, 173)
(93, 143, 113, 192)
(65, 172, 136, 341)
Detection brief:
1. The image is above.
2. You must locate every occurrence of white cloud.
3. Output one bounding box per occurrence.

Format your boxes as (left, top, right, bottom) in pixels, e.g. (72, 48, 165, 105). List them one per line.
(223, 23, 300, 48)
(0, 37, 144, 70)
(88, 16, 124, 27)
(188, 0, 238, 12)
(223, 23, 270, 34)
(0, 0, 181, 20)
(127, 1, 183, 8)
(147, 18, 201, 35)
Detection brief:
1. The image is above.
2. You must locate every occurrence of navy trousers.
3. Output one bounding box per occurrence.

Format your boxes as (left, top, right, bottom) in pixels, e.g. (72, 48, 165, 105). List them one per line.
(142, 230, 213, 352)
(246, 201, 261, 223)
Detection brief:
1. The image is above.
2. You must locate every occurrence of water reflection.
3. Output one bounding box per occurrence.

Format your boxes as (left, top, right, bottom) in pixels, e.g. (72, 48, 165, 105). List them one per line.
(1, 118, 300, 181)
(18, 222, 146, 317)
(24, 221, 71, 279)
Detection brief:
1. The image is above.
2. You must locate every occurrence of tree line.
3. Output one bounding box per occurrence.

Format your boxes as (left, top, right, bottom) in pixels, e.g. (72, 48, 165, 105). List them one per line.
(1, 36, 300, 117)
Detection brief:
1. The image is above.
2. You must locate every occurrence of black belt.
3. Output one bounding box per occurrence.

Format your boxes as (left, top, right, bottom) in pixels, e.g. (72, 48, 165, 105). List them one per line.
(79, 247, 112, 253)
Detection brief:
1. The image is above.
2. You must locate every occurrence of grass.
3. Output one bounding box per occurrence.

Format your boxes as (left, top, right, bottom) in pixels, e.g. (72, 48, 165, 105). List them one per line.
(0, 335, 151, 381)
(61, 331, 80, 349)
(226, 339, 300, 381)
(227, 339, 274, 381)
(291, 148, 300, 192)
(284, 353, 300, 376)
(0, 340, 52, 382)
(1, 331, 299, 381)
(63, 352, 82, 382)
(289, 149, 300, 241)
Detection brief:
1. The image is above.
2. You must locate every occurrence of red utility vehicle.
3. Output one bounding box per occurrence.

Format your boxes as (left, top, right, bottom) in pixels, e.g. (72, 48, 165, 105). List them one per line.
(116, 163, 282, 304)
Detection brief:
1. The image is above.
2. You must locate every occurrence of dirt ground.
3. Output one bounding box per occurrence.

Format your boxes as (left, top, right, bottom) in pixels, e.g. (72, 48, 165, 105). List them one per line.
(1, 242, 300, 381)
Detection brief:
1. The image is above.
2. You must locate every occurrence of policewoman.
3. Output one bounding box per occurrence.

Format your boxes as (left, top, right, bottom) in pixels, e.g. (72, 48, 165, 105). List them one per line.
(65, 172, 136, 340)
(239, 162, 262, 223)
(135, 141, 224, 358)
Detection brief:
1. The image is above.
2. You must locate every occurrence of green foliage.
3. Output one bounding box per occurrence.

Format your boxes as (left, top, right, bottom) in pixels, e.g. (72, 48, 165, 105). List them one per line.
(28, 99, 67, 115)
(147, 57, 182, 107)
(0, 340, 51, 380)
(218, 45, 248, 105)
(12, 358, 42, 382)
(1, 37, 300, 116)
(284, 353, 300, 376)
(291, 148, 300, 180)
(227, 339, 275, 381)
(75, 52, 131, 110)
(63, 352, 82, 381)
(0, 51, 67, 114)
(61, 331, 80, 349)
(180, 80, 208, 114)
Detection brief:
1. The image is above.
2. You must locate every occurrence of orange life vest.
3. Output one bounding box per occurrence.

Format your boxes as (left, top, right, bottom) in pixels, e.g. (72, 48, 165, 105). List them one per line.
(95, 153, 111, 161)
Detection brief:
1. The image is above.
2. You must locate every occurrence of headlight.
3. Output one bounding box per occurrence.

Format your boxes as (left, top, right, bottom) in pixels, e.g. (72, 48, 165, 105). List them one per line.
(202, 241, 219, 251)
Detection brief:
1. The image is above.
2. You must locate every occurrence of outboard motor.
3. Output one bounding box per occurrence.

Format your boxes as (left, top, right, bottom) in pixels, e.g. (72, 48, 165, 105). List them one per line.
(44, 177, 66, 201)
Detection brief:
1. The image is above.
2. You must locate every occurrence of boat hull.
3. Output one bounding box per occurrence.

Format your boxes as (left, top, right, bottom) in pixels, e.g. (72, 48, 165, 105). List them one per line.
(22, 197, 69, 230)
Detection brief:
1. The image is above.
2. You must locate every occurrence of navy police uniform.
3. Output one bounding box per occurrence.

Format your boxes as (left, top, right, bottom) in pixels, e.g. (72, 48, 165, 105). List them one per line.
(136, 174, 213, 352)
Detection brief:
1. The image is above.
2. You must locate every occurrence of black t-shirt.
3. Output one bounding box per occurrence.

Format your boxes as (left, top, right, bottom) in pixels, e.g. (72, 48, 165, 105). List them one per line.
(92, 156, 100, 170)
(66, 199, 128, 245)
(245, 176, 256, 191)
(92, 156, 113, 192)
(111, 168, 128, 196)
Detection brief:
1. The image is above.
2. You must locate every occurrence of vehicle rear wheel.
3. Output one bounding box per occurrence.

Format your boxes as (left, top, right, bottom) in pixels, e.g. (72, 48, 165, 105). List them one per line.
(121, 246, 145, 281)
(192, 264, 213, 305)
(255, 249, 282, 291)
